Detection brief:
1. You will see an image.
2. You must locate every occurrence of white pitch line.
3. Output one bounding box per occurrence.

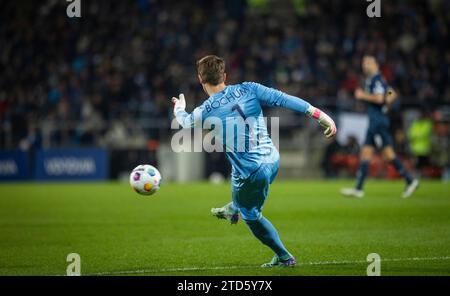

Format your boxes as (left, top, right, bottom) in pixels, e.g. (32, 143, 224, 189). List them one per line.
(80, 256, 450, 276)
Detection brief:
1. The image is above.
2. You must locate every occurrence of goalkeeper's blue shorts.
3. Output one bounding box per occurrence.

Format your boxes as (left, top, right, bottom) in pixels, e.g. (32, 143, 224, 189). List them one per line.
(231, 160, 279, 221)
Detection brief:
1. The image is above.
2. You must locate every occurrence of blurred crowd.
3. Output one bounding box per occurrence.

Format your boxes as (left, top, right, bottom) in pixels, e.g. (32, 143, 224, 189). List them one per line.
(322, 109, 450, 180)
(0, 0, 449, 155)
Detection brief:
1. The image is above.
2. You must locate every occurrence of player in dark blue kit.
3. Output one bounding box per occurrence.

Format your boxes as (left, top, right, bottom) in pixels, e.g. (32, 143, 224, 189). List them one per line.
(341, 55, 419, 198)
(172, 55, 337, 267)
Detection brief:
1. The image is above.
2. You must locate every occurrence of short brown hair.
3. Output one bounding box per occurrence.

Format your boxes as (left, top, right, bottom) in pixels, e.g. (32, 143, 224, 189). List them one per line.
(196, 55, 225, 85)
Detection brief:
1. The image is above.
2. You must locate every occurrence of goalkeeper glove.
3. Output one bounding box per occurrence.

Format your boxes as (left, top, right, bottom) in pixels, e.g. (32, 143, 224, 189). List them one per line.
(172, 93, 186, 116)
(307, 105, 337, 138)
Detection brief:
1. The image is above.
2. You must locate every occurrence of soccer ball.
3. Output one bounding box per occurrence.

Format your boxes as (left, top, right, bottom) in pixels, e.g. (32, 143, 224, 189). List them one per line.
(129, 164, 162, 196)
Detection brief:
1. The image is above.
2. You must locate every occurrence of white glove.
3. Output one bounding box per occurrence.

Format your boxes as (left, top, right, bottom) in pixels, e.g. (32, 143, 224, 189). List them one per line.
(307, 106, 337, 138)
(172, 93, 186, 116)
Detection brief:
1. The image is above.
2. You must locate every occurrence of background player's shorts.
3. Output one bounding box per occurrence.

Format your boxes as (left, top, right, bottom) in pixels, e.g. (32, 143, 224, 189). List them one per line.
(231, 160, 279, 221)
(364, 123, 394, 149)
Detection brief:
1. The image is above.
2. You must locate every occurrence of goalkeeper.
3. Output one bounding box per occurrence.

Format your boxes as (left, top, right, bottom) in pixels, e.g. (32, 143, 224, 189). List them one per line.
(172, 55, 336, 267)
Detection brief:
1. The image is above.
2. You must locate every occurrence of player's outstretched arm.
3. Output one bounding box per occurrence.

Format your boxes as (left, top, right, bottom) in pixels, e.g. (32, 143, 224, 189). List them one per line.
(250, 82, 337, 138)
(172, 93, 203, 129)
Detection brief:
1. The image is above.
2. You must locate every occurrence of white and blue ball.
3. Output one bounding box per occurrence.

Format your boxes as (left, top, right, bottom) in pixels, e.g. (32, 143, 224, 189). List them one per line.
(129, 164, 162, 196)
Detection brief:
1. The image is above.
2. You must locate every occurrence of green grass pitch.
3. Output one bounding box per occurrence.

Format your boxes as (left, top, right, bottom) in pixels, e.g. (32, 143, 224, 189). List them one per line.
(0, 180, 449, 276)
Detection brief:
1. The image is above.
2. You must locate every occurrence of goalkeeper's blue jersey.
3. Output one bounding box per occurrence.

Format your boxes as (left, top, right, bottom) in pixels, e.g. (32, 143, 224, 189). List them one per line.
(175, 82, 311, 179)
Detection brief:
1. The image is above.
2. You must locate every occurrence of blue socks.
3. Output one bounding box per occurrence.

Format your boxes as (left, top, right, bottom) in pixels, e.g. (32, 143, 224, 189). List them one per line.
(356, 158, 413, 190)
(245, 216, 291, 260)
(391, 158, 413, 184)
(356, 161, 370, 190)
